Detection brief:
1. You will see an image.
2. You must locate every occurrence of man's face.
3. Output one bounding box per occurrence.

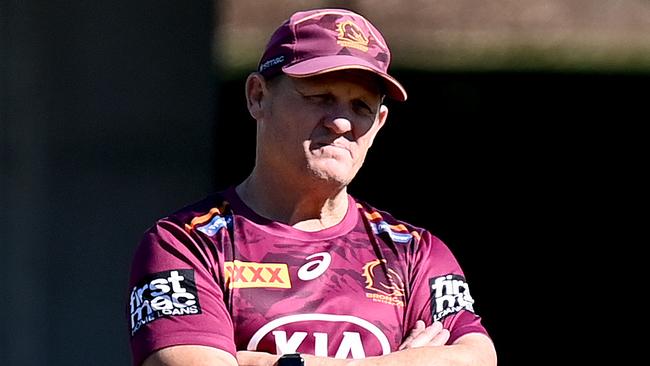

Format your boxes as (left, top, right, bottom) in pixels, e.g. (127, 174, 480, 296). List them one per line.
(257, 70, 388, 189)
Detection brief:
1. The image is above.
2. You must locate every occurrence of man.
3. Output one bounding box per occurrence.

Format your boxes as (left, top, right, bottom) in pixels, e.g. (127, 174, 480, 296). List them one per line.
(127, 8, 497, 366)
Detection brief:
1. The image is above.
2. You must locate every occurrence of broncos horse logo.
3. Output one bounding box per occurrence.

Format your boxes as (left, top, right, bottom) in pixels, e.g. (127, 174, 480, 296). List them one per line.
(336, 20, 370, 52)
(362, 259, 405, 297)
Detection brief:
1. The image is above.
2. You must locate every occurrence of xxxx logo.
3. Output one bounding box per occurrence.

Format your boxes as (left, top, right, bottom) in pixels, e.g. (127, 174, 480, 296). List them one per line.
(224, 260, 291, 289)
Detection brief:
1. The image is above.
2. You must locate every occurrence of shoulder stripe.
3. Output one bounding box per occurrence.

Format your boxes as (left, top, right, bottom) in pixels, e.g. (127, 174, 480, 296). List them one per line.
(357, 204, 417, 244)
(184, 201, 230, 234)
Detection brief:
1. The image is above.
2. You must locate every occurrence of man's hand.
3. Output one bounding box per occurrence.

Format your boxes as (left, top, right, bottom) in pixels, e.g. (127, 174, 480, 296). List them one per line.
(236, 350, 277, 366)
(398, 320, 450, 350)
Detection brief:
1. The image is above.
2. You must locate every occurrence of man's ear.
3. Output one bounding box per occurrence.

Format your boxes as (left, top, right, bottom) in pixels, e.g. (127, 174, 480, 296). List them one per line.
(245, 72, 268, 120)
(368, 104, 389, 148)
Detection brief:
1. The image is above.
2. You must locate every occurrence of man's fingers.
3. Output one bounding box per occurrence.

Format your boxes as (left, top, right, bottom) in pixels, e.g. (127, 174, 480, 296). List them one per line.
(398, 320, 426, 350)
(428, 328, 450, 347)
(412, 320, 426, 332)
(408, 321, 443, 348)
(399, 320, 451, 350)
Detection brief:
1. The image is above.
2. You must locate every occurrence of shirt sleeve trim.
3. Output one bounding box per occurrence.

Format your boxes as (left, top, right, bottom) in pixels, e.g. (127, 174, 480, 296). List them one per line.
(131, 332, 236, 366)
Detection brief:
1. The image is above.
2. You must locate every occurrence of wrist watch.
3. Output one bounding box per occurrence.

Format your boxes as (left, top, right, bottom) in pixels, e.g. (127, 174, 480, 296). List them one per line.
(277, 353, 304, 366)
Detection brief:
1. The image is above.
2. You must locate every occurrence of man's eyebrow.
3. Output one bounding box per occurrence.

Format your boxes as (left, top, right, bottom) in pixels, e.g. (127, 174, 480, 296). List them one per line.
(360, 94, 383, 107)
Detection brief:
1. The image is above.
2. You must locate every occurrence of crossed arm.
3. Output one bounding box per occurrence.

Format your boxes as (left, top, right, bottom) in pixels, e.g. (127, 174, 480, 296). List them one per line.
(142, 321, 497, 366)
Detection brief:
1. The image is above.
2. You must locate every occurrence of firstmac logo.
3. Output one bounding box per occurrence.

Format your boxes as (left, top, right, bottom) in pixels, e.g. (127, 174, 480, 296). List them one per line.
(429, 274, 475, 321)
(224, 260, 291, 289)
(129, 269, 202, 335)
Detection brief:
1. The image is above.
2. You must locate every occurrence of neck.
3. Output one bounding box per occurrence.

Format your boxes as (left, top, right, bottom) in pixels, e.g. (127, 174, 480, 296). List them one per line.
(236, 169, 349, 231)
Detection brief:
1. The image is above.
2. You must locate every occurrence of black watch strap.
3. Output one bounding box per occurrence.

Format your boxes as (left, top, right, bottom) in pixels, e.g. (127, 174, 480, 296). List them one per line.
(277, 353, 304, 366)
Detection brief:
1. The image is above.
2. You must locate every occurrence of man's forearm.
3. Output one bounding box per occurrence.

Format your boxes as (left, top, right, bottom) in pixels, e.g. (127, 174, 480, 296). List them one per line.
(238, 333, 496, 366)
(314, 333, 496, 366)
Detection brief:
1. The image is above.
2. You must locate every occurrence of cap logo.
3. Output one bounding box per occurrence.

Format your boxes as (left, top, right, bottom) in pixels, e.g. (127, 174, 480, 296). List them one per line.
(259, 55, 285, 73)
(336, 20, 369, 52)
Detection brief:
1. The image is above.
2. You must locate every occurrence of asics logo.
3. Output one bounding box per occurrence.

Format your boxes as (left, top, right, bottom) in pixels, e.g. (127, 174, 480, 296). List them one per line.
(298, 252, 331, 281)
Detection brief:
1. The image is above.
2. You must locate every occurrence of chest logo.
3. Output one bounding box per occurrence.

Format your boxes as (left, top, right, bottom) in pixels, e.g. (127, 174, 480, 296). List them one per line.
(298, 252, 332, 281)
(362, 259, 405, 307)
(247, 313, 390, 358)
(224, 261, 291, 289)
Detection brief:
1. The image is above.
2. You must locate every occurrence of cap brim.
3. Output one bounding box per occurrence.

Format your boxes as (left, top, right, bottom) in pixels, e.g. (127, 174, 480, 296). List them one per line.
(282, 55, 407, 102)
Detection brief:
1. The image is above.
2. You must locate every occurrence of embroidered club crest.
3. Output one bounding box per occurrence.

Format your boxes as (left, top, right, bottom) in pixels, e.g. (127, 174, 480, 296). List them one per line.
(336, 20, 369, 52)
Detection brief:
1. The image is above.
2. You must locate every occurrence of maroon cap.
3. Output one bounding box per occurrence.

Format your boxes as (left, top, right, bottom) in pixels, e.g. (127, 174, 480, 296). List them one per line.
(258, 8, 407, 101)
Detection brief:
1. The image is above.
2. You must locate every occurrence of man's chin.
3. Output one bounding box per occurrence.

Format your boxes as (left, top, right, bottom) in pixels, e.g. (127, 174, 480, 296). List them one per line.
(306, 165, 353, 187)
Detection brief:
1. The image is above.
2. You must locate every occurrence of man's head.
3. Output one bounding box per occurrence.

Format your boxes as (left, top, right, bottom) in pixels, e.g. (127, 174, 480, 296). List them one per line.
(245, 8, 404, 191)
(257, 8, 406, 102)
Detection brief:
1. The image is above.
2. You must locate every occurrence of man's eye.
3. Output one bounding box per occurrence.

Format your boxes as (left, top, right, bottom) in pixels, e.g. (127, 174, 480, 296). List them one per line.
(306, 94, 334, 104)
(310, 94, 330, 101)
(354, 101, 374, 115)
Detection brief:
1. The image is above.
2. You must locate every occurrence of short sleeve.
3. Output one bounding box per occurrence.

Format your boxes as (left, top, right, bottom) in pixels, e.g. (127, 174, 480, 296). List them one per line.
(404, 231, 489, 344)
(127, 219, 235, 366)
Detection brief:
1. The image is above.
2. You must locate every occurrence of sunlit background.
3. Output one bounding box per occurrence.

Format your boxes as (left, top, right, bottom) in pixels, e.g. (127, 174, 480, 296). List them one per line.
(217, 0, 650, 73)
(2, 0, 640, 364)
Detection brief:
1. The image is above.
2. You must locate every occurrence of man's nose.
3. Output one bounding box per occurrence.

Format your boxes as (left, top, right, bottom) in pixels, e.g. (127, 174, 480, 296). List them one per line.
(323, 116, 353, 134)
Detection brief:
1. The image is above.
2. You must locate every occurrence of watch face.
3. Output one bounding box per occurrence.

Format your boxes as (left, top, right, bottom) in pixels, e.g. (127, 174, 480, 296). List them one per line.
(278, 353, 304, 366)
